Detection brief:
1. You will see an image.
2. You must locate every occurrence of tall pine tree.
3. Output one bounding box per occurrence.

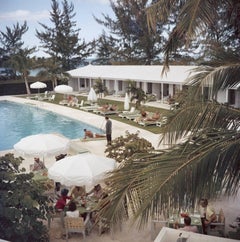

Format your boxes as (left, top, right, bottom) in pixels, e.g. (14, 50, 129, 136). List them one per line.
(94, 0, 165, 64)
(36, 0, 93, 71)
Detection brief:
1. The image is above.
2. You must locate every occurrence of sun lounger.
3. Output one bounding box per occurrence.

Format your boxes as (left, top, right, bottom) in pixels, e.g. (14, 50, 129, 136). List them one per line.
(118, 107, 138, 118)
(125, 113, 141, 120)
(59, 100, 68, 105)
(98, 110, 119, 115)
(156, 116, 168, 127)
(80, 105, 99, 112)
(80, 136, 106, 142)
(138, 119, 160, 126)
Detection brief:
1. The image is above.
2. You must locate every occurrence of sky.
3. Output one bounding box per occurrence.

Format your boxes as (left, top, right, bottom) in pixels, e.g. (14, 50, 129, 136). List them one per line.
(0, 0, 114, 57)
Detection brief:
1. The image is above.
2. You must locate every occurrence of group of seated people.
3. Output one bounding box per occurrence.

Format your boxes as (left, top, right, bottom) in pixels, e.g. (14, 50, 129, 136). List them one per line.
(54, 183, 107, 222)
(173, 198, 218, 234)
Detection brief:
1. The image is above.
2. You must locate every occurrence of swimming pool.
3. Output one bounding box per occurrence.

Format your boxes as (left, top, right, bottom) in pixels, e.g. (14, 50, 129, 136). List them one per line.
(0, 101, 103, 151)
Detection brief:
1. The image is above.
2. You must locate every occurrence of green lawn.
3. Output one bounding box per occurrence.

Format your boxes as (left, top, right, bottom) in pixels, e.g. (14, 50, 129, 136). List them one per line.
(19, 93, 171, 134)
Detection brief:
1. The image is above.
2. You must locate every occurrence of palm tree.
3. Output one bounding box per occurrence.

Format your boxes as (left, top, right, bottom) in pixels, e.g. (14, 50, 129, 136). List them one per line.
(10, 47, 36, 95)
(98, 0, 240, 228)
(36, 57, 69, 90)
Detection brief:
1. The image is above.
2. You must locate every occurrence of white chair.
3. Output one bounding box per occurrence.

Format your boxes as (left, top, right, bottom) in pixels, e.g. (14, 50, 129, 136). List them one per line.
(48, 94, 55, 101)
(156, 116, 168, 127)
(64, 215, 90, 241)
(42, 91, 49, 100)
(76, 99, 84, 108)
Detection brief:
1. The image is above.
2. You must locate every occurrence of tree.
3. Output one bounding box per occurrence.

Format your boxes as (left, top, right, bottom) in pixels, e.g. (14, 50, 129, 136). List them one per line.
(0, 21, 29, 74)
(10, 47, 36, 95)
(36, 0, 94, 71)
(0, 22, 28, 58)
(126, 80, 147, 109)
(93, 78, 108, 97)
(98, 0, 240, 228)
(0, 154, 49, 241)
(94, 0, 165, 64)
(105, 131, 154, 164)
(36, 57, 69, 90)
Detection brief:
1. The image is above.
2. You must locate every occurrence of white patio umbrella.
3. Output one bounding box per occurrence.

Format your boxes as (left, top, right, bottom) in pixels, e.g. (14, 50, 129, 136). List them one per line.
(30, 81, 47, 95)
(54, 85, 73, 94)
(87, 87, 97, 103)
(48, 153, 116, 188)
(124, 92, 130, 110)
(14, 133, 70, 158)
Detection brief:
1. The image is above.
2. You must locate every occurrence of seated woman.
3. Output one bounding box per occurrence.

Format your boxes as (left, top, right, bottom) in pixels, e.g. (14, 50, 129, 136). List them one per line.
(144, 111, 160, 121)
(200, 198, 217, 234)
(31, 157, 46, 172)
(86, 184, 103, 200)
(70, 186, 86, 200)
(55, 188, 72, 211)
(83, 129, 106, 139)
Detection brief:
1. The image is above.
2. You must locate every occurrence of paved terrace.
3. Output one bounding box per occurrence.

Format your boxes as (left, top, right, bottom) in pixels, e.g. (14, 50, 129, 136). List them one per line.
(0, 95, 167, 168)
(0, 95, 239, 240)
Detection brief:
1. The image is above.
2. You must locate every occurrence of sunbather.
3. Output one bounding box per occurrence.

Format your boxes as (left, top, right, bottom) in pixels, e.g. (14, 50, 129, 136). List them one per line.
(83, 129, 106, 139)
(134, 109, 147, 122)
(98, 103, 109, 112)
(144, 111, 160, 121)
(108, 104, 118, 111)
(31, 157, 46, 172)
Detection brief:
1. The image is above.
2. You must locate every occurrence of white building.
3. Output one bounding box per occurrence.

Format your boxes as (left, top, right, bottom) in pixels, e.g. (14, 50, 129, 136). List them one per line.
(68, 65, 240, 108)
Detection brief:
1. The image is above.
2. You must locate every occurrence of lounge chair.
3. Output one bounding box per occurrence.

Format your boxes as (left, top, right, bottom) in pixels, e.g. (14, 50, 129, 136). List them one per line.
(80, 136, 106, 142)
(48, 94, 55, 101)
(75, 99, 84, 108)
(42, 91, 49, 100)
(98, 110, 119, 115)
(118, 107, 137, 118)
(80, 105, 99, 112)
(156, 116, 168, 127)
(125, 112, 141, 120)
(138, 119, 160, 126)
(59, 100, 68, 105)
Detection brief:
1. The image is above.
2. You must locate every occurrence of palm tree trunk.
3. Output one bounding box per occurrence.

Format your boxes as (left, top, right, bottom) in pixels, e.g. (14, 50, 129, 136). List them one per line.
(23, 74, 31, 95)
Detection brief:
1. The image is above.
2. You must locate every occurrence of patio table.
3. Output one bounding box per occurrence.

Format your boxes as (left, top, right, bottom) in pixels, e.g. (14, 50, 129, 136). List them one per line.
(168, 213, 202, 233)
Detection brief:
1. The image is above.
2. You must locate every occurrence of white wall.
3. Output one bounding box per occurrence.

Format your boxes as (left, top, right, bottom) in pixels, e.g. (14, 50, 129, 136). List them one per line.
(154, 227, 239, 242)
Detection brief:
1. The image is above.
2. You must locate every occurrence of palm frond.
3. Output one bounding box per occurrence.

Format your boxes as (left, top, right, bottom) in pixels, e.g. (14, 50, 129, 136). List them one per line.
(187, 64, 240, 98)
(100, 129, 240, 227)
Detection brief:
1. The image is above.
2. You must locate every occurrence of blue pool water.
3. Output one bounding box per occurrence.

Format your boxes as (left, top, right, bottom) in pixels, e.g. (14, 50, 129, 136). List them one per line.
(0, 101, 102, 151)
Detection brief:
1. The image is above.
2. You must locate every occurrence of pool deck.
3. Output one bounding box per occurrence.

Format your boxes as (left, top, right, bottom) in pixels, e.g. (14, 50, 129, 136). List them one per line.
(0, 95, 165, 171)
(1, 95, 240, 238)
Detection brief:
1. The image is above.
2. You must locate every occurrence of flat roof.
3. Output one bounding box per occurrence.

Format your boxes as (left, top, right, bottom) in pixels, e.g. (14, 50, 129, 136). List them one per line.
(68, 65, 197, 84)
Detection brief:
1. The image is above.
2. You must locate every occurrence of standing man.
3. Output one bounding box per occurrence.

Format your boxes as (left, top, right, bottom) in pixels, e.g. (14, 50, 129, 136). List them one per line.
(105, 116, 112, 145)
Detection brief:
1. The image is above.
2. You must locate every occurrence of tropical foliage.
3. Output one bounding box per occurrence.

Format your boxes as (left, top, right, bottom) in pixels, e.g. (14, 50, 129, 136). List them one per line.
(93, 78, 108, 97)
(98, 0, 240, 228)
(105, 131, 154, 164)
(0, 154, 49, 241)
(0, 21, 36, 94)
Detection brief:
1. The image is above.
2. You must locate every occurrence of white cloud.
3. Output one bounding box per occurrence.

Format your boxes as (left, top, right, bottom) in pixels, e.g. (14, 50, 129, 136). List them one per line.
(0, 10, 49, 22)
